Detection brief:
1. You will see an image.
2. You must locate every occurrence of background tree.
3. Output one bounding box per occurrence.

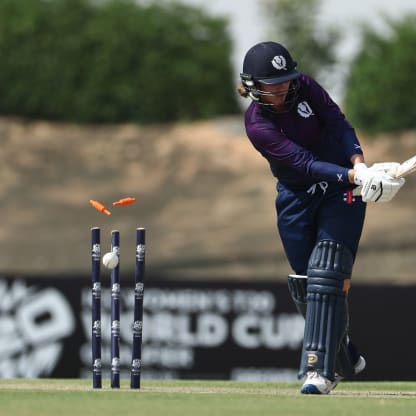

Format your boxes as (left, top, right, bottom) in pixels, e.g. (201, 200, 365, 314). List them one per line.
(344, 15, 416, 134)
(259, 0, 341, 83)
(0, 0, 239, 123)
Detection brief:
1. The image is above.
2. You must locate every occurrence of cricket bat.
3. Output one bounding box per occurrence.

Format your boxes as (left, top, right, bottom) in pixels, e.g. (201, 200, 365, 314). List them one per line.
(391, 155, 416, 178)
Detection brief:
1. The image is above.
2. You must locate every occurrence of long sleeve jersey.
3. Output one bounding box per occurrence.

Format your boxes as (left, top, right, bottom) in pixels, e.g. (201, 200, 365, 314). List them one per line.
(244, 74, 363, 190)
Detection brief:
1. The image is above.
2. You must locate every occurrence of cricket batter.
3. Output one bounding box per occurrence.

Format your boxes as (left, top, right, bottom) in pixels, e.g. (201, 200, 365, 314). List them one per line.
(238, 41, 405, 394)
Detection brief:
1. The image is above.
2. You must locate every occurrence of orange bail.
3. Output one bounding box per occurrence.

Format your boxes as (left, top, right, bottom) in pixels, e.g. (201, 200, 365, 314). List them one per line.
(89, 199, 111, 216)
(112, 197, 136, 206)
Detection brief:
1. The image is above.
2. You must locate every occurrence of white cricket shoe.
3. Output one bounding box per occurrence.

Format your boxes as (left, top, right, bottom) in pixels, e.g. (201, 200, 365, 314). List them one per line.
(300, 371, 335, 395)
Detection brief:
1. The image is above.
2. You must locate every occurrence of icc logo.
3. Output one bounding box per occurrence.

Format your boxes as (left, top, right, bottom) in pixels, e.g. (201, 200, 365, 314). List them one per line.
(91, 243, 101, 260)
(132, 320, 143, 336)
(132, 359, 141, 370)
(136, 244, 145, 261)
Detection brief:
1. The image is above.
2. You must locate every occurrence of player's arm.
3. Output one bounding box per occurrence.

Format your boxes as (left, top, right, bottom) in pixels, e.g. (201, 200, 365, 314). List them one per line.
(248, 122, 352, 184)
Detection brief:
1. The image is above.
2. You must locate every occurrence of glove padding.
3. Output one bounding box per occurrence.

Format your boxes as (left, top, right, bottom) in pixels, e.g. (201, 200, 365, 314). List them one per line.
(368, 162, 401, 176)
(354, 166, 405, 202)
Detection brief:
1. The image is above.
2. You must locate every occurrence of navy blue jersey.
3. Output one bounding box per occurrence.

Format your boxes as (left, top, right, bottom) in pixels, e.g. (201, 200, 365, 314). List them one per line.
(244, 74, 363, 190)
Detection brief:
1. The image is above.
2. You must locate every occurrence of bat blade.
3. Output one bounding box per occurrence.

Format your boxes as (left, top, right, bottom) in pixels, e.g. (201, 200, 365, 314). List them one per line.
(394, 155, 416, 178)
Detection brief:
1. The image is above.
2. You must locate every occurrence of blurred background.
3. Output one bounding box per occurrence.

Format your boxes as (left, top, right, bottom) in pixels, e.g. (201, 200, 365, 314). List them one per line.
(0, 0, 415, 382)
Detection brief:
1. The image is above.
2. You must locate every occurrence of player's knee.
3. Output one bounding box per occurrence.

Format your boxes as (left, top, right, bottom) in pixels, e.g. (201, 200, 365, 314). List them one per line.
(307, 240, 353, 294)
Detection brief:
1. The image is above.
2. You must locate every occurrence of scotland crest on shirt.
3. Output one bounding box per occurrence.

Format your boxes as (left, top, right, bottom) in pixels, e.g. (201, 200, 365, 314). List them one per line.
(297, 101, 314, 118)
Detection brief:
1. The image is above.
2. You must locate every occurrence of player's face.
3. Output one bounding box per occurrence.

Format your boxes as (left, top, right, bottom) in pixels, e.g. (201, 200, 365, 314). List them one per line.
(258, 81, 291, 109)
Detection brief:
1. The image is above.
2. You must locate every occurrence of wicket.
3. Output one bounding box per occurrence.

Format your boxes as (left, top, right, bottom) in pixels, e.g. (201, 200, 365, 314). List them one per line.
(91, 227, 146, 389)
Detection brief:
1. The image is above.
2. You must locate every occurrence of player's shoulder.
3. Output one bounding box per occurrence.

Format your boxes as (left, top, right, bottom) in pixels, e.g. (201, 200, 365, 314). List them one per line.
(297, 73, 333, 108)
(244, 102, 280, 141)
(245, 101, 269, 125)
(298, 73, 324, 92)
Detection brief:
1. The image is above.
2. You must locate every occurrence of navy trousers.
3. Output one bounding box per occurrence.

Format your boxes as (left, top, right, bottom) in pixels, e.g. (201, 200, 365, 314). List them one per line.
(276, 182, 366, 275)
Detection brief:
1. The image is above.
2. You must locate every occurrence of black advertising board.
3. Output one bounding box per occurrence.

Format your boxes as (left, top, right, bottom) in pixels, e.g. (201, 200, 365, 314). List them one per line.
(0, 275, 414, 381)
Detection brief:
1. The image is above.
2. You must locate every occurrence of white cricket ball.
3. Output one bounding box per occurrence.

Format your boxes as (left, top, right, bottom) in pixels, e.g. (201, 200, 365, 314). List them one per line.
(102, 251, 119, 269)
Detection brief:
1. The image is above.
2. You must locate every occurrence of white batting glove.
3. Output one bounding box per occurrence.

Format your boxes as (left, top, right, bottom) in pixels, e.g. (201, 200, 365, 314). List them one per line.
(351, 163, 367, 196)
(374, 175, 405, 202)
(354, 168, 405, 202)
(353, 163, 367, 173)
(368, 162, 401, 176)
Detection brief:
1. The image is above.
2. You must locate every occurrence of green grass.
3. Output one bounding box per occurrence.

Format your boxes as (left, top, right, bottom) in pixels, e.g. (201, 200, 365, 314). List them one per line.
(0, 379, 416, 416)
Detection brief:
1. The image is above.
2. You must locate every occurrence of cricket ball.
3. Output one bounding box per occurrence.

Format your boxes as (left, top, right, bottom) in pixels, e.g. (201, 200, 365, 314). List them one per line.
(102, 251, 119, 269)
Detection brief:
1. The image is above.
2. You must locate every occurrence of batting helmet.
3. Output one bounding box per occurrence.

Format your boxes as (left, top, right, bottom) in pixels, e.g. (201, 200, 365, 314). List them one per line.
(240, 41, 300, 111)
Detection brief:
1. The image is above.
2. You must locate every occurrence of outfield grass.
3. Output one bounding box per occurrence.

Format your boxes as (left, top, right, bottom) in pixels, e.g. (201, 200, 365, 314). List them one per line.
(0, 379, 415, 416)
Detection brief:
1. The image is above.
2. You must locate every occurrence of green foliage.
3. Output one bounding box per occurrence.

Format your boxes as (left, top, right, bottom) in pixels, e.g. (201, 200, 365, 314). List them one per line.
(0, 0, 238, 123)
(344, 15, 416, 134)
(259, 0, 341, 80)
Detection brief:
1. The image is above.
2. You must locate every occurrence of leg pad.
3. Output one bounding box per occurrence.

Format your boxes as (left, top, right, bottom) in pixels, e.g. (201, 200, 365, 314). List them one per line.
(300, 240, 353, 380)
(289, 272, 360, 379)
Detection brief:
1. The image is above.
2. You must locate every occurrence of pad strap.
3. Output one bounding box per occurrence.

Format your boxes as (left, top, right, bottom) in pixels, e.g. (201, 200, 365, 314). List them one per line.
(287, 274, 307, 316)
